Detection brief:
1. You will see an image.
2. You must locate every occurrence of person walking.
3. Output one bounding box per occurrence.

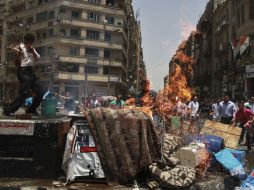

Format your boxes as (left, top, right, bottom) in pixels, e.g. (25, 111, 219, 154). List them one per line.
(244, 97, 254, 146)
(188, 96, 199, 133)
(210, 99, 220, 121)
(3, 33, 45, 116)
(218, 95, 237, 124)
(232, 101, 254, 152)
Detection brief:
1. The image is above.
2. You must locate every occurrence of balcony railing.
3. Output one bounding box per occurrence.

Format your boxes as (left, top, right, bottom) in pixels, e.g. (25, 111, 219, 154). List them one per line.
(52, 71, 127, 86)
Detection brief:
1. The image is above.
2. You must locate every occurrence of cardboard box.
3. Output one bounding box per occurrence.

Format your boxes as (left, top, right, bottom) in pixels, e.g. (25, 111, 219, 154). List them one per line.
(178, 143, 208, 168)
(200, 120, 242, 149)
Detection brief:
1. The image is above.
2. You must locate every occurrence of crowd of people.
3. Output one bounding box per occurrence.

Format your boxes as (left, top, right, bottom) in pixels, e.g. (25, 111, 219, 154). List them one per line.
(174, 95, 254, 152)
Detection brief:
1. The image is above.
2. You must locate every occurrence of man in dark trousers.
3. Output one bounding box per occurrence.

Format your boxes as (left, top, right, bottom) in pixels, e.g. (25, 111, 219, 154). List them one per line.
(3, 33, 45, 116)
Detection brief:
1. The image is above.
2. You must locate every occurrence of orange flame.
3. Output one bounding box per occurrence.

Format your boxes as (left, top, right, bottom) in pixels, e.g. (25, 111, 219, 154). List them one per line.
(125, 38, 195, 120)
(140, 80, 154, 107)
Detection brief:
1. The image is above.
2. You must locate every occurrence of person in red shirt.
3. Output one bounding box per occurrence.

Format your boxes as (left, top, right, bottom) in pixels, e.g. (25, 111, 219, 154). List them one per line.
(233, 101, 254, 151)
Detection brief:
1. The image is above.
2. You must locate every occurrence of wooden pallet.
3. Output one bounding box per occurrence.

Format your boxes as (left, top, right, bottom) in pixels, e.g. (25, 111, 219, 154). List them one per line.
(200, 120, 242, 149)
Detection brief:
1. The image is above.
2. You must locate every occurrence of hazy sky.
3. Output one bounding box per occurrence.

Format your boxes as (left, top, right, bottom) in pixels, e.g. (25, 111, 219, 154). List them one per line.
(132, 0, 208, 91)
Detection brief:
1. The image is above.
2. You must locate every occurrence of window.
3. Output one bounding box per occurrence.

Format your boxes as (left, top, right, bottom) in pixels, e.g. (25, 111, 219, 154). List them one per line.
(48, 47, 53, 56)
(237, 9, 240, 27)
(86, 48, 99, 57)
(88, 12, 99, 22)
(106, 0, 115, 6)
(105, 16, 114, 24)
(72, 11, 80, 19)
(36, 11, 48, 22)
(104, 33, 111, 42)
(88, 0, 100, 4)
(250, 2, 254, 20)
(70, 47, 80, 56)
(42, 31, 47, 38)
(60, 29, 66, 36)
(87, 30, 99, 40)
(104, 49, 110, 59)
(28, 1, 34, 9)
(37, 32, 41, 40)
(70, 29, 81, 38)
(85, 66, 98, 74)
(240, 5, 245, 25)
(48, 11, 55, 19)
(59, 63, 79, 73)
(37, 47, 46, 56)
(48, 29, 53, 37)
(27, 17, 34, 24)
(103, 66, 109, 74)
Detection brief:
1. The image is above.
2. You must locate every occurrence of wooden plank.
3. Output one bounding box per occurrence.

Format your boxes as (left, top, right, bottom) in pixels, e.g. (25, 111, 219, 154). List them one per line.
(200, 120, 242, 149)
(202, 120, 242, 134)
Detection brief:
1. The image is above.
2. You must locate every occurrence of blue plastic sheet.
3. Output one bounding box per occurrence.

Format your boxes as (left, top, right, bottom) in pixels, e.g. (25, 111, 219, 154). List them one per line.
(226, 148, 246, 164)
(215, 149, 246, 180)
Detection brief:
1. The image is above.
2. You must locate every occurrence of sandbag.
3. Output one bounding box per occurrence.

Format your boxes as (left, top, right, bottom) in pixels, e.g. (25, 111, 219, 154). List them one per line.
(149, 163, 196, 188)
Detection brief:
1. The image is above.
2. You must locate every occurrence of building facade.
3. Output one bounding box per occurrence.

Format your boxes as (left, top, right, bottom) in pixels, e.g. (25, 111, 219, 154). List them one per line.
(193, 0, 254, 99)
(0, 0, 145, 101)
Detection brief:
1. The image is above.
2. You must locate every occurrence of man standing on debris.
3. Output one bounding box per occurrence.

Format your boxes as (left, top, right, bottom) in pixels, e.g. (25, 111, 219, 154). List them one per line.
(3, 33, 45, 116)
(232, 101, 254, 152)
(188, 96, 199, 133)
(218, 95, 237, 124)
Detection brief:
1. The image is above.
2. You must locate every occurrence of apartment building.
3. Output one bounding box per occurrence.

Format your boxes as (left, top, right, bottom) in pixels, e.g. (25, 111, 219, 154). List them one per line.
(0, 0, 144, 100)
(192, 0, 254, 99)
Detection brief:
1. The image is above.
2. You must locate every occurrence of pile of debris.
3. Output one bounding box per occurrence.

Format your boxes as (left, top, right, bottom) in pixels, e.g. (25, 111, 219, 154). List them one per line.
(60, 108, 254, 190)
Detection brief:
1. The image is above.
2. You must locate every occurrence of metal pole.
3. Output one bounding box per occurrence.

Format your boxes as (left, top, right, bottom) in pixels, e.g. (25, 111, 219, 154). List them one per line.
(1, 0, 9, 102)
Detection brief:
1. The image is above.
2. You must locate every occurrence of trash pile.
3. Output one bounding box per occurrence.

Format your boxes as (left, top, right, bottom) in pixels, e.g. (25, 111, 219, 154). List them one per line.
(152, 119, 254, 190)
(61, 108, 254, 190)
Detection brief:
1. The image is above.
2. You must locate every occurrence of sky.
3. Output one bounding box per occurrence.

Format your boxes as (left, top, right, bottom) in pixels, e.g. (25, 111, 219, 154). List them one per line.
(132, 0, 208, 91)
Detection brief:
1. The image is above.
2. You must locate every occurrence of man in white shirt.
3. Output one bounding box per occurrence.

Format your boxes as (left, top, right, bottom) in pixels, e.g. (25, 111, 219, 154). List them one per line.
(3, 33, 45, 116)
(88, 93, 101, 108)
(188, 96, 199, 132)
(211, 99, 220, 120)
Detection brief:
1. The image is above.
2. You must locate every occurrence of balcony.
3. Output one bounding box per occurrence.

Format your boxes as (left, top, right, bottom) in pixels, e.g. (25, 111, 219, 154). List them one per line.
(65, 0, 123, 15)
(34, 36, 123, 50)
(58, 17, 123, 33)
(215, 19, 229, 34)
(8, 0, 123, 21)
(52, 72, 127, 86)
(58, 55, 127, 71)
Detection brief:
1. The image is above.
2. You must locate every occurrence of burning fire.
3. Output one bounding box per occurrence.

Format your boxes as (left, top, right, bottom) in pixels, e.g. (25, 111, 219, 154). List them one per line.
(196, 150, 211, 179)
(126, 38, 195, 119)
